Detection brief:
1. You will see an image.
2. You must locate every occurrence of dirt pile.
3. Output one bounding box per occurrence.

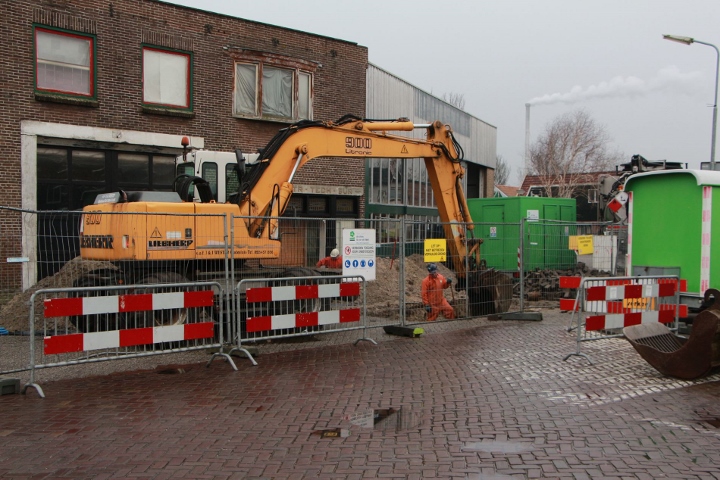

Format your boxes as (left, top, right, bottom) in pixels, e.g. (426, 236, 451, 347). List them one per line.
(0, 257, 117, 333)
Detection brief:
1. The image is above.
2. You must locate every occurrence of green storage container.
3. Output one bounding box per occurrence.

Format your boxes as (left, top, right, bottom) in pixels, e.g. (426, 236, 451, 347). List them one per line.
(624, 170, 720, 300)
(467, 197, 576, 272)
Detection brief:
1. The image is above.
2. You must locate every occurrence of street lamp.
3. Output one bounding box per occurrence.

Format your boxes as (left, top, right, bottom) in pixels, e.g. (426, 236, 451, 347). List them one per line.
(663, 34, 719, 171)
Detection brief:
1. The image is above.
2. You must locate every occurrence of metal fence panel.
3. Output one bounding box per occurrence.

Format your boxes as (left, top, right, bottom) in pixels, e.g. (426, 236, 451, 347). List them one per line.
(520, 220, 626, 307)
(24, 281, 231, 397)
(232, 275, 373, 363)
(227, 215, 404, 345)
(0, 208, 235, 378)
(564, 275, 682, 364)
(402, 219, 517, 321)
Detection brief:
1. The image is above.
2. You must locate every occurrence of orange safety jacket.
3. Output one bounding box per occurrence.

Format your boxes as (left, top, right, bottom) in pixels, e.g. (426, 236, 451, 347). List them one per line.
(317, 256, 343, 268)
(421, 273, 450, 306)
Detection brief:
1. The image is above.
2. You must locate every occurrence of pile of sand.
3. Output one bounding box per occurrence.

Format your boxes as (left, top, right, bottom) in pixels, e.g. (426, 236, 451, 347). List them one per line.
(0, 257, 117, 333)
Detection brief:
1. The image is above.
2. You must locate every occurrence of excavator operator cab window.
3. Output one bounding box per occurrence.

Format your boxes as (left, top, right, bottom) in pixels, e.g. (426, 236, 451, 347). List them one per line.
(226, 164, 239, 198)
(176, 162, 197, 199)
(201, 163, 218, 201)
(175, 162, 219, 202)
(176, 162, 194, 177)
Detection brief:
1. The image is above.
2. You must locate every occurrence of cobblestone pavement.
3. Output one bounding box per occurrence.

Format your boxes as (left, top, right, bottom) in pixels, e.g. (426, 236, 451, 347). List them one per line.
(1, 310, 720, 479)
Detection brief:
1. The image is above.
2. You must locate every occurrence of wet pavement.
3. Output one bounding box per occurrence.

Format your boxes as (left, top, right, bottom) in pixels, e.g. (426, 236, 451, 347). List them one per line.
(1, 310, 720, 479)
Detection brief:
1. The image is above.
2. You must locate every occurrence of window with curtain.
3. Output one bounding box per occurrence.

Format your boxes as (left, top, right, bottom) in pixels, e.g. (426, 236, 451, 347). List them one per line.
(234, 61, 312, 121)
(35, 27, 94, 97)
(143, 47, 191, 109)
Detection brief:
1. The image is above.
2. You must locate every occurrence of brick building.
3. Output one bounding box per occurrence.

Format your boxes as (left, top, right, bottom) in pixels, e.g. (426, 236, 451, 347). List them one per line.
(2, 0, 368, 278)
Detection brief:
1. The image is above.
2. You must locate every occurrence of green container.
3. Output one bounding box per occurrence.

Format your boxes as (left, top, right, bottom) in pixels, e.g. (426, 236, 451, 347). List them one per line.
(624, 170, 720, 297)
(467, 197, 576, 272)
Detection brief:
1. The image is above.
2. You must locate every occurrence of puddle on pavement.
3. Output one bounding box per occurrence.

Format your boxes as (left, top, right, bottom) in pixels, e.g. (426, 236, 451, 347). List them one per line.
(338, 405, 424, 435)
(372, 406, 424, 433)
(700, 417, 720, 428)
(461, 441, 534, 454)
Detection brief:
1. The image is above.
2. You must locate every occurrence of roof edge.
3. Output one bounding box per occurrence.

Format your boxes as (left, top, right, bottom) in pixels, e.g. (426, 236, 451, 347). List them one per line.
(155, 1, 361, 46)
(624, 169, 720, 189)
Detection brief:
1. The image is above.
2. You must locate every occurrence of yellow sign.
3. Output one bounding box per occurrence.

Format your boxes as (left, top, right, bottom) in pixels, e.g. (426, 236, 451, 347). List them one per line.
(568, 235, 578, 250)
(576, 235, 594, 255)
(623, 297, 656, 310)
(424, 239, 447, 262)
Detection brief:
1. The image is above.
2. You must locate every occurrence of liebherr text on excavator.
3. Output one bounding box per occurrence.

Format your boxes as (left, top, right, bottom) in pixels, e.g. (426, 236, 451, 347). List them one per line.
(78, 115, 513, 317)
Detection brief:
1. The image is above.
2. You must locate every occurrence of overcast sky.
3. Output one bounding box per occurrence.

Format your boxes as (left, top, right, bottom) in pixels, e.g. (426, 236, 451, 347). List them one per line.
(168, 0, 720, 184)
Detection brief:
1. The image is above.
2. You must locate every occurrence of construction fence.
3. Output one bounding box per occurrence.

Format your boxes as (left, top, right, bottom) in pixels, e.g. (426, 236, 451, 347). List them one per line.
(562, 275, 685, 364)
(0, 207, 630, 384)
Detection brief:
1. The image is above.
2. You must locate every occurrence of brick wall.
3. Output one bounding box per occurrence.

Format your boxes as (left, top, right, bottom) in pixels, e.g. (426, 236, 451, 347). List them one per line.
(1, 0, 368, 208)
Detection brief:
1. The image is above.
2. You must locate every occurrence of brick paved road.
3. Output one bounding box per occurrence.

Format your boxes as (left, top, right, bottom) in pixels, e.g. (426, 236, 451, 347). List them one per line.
(1, 311, 720, 479)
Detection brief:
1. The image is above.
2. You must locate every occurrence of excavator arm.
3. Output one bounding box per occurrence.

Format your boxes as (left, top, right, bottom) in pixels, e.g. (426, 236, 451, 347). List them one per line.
(235, 117, 481, 280)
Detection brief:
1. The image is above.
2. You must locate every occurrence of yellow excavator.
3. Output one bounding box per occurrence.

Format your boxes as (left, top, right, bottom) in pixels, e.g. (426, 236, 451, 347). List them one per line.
(78, 115, 512, 317)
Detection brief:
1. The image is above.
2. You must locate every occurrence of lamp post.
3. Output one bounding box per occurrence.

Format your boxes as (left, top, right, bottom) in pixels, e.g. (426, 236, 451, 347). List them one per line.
(663, 34, 719, 171)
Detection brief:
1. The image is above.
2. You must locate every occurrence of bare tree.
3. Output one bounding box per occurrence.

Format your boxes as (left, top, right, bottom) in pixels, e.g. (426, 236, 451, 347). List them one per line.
(528, 109, 621, 198)
(442, 92, 466, 111)
(494, 154, 510, 185)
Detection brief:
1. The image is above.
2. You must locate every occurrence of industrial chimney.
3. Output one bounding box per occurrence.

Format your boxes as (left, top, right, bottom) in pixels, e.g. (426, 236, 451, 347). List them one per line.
(525, 103, 531, 172)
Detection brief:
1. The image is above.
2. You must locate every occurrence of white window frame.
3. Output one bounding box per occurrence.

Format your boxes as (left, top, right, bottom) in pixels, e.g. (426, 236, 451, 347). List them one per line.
(233, 61, 313, 122)
(142, 46, 192, 110)
(34, 27, 95, 97)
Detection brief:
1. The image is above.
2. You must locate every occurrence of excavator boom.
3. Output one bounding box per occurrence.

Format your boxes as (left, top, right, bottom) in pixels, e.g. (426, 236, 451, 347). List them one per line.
(235, 117, 477, 278)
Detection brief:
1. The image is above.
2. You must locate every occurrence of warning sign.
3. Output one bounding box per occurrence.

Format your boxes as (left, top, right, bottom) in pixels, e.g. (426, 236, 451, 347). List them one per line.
(424, 239, 446, 262)
(342, 228, 376, 281)
(607, 192, 628, 213)
(576, 235, 594, 255)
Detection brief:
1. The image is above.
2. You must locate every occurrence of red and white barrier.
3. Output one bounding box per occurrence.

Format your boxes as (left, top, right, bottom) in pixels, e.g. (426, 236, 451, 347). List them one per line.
(246, 282, 359, 303)
(245, 281, 361, 333)
(563, 275, 685, 364)
(559, 276, 688, 317)
(44, 323, 215, 354)
(584, 310, 678, 331)
(42, 289, 216, 355)
(43, 290, 214, 317)
(701, 186, 712, 293)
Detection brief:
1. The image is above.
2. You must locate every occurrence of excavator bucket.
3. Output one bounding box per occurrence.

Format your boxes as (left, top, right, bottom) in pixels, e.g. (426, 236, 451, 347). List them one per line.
(623, 288, 720, 380)
(467, 268, 514, 316)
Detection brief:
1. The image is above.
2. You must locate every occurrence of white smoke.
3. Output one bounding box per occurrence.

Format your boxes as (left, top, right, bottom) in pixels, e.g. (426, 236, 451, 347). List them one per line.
(527, 66, 704, 105)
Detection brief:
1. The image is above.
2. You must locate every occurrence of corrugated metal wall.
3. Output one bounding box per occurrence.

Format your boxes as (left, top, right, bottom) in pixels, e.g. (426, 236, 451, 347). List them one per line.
(366, 63, 497, 169)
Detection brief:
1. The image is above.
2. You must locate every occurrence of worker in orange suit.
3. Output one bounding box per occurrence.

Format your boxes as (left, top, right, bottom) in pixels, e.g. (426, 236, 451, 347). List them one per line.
(421, 263, 455, 321)
(317, 248, 343, 269)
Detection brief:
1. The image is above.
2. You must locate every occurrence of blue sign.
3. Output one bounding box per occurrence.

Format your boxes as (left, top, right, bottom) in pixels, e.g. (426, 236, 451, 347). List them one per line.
(352, 260, 359, 268)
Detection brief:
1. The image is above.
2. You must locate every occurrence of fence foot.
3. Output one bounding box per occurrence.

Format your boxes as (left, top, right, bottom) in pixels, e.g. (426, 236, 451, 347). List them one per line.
(383, 325, 424, 338)
(354, 337, 377, 346)
(21, 383, 45, 398)
(563, 352, 593, 365)
(225, 347, 258, 366)
(207, 351, 239, 370)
